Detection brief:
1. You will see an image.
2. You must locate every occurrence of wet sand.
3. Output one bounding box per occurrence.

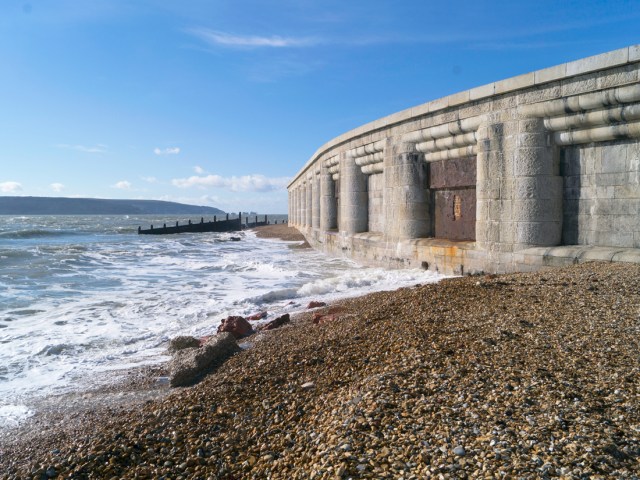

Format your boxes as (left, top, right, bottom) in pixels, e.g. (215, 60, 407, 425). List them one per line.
(253, 223, 311, 248)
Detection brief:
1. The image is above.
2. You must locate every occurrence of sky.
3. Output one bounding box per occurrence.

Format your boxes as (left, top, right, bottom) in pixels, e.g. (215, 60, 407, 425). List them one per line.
(1, 0, 638, 213)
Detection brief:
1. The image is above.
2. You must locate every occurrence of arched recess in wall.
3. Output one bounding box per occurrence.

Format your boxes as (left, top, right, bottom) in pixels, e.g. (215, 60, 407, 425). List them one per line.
(351, 142, 384, 234)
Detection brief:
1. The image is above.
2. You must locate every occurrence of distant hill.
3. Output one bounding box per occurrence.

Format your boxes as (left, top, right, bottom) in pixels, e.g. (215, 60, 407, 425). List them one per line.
(0, 197, 225, 215)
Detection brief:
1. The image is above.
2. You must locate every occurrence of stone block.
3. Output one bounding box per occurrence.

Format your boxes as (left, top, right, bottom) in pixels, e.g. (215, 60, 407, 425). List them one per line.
(566, 47, 629, 77)
(601, 143, 628, 173)
(513, 148, 555, 176)
(631, 45, 640, 63)
(448, 90, 470, 107)
(562, 73, 598, 97)
(534, 64, 567, 84)
(457, 101, 492, 119)
(612, 249, 640, 263)
(492, 95, 518, 111)
(499, 222, 516, 244)
(515, 221, 562, 247)
(516, 132, 549, 149)
(494, 72, 535, 95)
(597, 64, 638, 89)
(513, 175, 564, 201)
(596, 172, 629, 187)
(469, 82, 495, 101)
(428, 96, 449, 113)
(627, 142, 640, 171)
(512, 198, 562, 222)
(516, 85, 562, 105)
(410, 103, 430, 119)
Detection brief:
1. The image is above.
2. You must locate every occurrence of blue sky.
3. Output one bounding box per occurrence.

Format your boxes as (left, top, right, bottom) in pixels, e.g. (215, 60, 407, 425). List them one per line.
(1, 0, 638, 213)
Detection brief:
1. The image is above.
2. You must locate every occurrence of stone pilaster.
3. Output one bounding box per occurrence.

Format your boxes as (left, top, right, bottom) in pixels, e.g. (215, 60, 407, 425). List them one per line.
(339, 152, 368, 234)
(312, 172, 320, 229)
(475, 121, 502, 250)
(383, 138, 430, 239)
(293, 188, 299, 226)
(320, 170, 337, 230)
(298, 187, 302, 227)
(476, 117, 562, 251)
(512, 117, 562, 248)
(306, 179, 313, 227)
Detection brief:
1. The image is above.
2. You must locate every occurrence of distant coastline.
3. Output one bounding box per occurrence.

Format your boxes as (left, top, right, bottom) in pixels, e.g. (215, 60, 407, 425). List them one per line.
(0, 196, 225, 215)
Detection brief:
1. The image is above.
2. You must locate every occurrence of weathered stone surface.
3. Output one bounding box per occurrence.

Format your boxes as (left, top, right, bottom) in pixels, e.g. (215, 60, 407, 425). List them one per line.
(246, 311, 268, 321)
(168, 336, 200, 353)
(217, 316, 253, 339)
(289, 45, 640, 274)
(169, 332, 240, 387)
(260, 313, 291, 331)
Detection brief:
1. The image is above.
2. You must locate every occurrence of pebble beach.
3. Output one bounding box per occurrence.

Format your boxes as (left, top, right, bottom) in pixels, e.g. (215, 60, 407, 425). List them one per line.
(1, 225, 639, 478)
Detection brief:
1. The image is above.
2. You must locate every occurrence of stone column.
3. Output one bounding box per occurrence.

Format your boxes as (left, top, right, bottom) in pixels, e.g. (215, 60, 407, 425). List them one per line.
(339, 153, 368, 234)
(320, 170, 337, 230)
(295, 186, 301, 227)
(512, 117, 562, 248)
(383, 139, 430, 239)
(305, 174, 316, 228)
(312, 172, 320, 229)
(476, 117, 562, 251)
(475, 122, 502, 250)
(293, 188, 298, 226)
(300, 184, 307, 228)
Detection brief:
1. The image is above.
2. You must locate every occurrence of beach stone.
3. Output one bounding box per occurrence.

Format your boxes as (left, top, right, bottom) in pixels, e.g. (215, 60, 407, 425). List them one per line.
(261, 313, 290, 331)
(307, 301, 327, 309)
(247, 311, 268, 321)
(169, 332, 240, 387)
(312, 313, 338, 325)
(168, 336, 200, 352)
(453, 446, 466, 456)
(217, 316, 253, 339)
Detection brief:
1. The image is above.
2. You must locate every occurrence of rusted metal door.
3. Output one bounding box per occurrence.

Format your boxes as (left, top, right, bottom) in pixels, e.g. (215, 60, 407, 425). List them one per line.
(429, 156, 476, 241)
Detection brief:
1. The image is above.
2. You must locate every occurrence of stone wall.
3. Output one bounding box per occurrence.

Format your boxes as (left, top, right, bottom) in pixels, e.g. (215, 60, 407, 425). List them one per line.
(289, 45, 640, 275)
(562, 140, 640, 248)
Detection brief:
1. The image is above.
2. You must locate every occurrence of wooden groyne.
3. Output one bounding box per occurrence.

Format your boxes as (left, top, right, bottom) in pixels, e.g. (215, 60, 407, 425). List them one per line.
(138, 214, 282, 235)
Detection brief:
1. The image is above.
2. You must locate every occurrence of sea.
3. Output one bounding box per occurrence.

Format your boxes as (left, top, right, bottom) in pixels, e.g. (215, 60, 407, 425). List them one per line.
(0, 214, 444, 431)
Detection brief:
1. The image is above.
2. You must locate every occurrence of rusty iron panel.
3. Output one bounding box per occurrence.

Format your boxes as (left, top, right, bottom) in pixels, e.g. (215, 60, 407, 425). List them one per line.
(432, 188, 476, 241)
(429, 156, 476, 189)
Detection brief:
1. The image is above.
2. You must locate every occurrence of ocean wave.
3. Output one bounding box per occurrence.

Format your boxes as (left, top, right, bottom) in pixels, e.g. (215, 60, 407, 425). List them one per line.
(0, 229, 80, 240)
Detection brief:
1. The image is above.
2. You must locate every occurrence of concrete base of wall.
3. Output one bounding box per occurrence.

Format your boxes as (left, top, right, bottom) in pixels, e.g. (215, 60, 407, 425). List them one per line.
(301, 227, 640, 275)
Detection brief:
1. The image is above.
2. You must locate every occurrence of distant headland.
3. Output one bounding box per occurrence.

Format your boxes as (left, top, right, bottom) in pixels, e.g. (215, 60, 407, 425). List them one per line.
(0, 196, 225, 215)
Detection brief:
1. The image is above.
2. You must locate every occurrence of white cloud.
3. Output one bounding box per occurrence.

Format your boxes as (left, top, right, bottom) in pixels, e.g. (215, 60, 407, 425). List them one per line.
(188, 28, 318, 48)
(56, 144, 107, 153)
(50, 183, 65, 192)
(141, 176, 158, 183)
(172, 174, 289, 192)
(0, 181, 22, 193)
(194, 165, 205, 174)
(112, 180, 132, 190)
(154, 147, 180, 155)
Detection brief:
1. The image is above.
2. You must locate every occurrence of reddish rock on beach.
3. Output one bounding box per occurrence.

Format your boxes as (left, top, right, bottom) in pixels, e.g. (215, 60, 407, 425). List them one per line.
(307, 301, 327, 309)
(312, 313, 339, 325)
(247, 311, 268, 321)
(261, 313, 290, 331)
(217, 315, 253, 339)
